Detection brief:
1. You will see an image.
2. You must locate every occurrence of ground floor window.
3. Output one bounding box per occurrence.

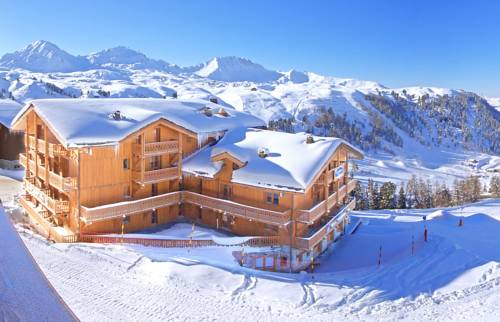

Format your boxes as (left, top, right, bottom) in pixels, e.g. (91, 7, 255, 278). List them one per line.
(151, 209, 158, 224)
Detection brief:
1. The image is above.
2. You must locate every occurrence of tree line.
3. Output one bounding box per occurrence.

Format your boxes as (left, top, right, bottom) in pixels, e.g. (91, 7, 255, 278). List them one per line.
(352, 174, 500, 210)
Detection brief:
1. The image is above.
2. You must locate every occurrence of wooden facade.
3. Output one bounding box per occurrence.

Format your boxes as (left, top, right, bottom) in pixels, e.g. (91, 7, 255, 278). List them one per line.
(0, 123, 24, 168)
(16, 105, 362, 271)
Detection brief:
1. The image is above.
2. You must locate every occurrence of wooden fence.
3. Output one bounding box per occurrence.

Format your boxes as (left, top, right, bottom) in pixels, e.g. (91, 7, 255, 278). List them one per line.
(78, 234, 280, 248)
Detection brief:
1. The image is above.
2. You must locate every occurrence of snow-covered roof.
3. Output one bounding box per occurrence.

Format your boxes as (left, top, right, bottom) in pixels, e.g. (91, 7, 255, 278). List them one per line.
(11, 98, 265, 147)
(183, 128, 363, 192)
(0, 99, 22, 128)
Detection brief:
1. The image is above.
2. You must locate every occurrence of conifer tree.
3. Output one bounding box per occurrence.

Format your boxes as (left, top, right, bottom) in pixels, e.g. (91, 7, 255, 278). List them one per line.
(489, 176, 500, 198)
(397, 185, 407, 209)
(379, 181, 396, 209)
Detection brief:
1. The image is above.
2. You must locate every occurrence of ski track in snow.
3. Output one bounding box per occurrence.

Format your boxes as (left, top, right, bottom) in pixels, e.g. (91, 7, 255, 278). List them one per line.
(12, 199, 500, 321)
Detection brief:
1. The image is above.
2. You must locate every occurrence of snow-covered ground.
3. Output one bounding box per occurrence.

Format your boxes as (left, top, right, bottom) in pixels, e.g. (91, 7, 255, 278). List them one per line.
(0, 206, 77, 321)
(13, 198, 500, 321)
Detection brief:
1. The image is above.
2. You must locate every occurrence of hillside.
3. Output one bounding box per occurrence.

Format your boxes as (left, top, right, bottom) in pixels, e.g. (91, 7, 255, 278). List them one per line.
(1, 40, 499, 185)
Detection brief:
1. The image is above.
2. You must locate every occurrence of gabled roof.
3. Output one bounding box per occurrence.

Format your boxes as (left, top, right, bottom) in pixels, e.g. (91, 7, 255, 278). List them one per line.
(11, 98, 265, 147)
(0, 100, 22, 129)
(183, 128, 364, 192)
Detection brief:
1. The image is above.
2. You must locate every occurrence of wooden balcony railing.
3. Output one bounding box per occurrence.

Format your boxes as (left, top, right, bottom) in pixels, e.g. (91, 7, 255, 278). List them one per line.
(19, 153, 27, 168)
(27, 135, 68, 157)
(297, 179, 356, 224)
(133, 140, 179, 157)
(338, 184, 347, 201)
(295, 198, 356, 250)
(133, 167, 179, 185)
(297, 191, 338, 224)
(24, 178, 70, 214)
(182, 191, 291, 225)
(21, 152, 76, 193)
(19, 195, 77, 243)
(80, 191, 182, 223)
(48, 171, 76, 193)
(347, 178, 357, 193)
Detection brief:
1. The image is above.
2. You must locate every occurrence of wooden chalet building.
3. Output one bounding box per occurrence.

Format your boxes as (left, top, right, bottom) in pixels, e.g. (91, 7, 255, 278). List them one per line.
(0, 100, 24, 169)
(12, 98, 363, 272)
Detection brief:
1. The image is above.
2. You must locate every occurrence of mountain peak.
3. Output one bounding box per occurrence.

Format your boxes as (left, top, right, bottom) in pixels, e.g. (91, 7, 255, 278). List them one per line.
(0, 40, 89, 72)
(195, 56, 282, 82)
(87, 46, 148, 64)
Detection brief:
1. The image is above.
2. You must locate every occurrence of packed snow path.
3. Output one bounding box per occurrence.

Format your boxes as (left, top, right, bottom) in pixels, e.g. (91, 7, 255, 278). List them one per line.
(17, 200, 500, 321)
(0, 207, 78, 322)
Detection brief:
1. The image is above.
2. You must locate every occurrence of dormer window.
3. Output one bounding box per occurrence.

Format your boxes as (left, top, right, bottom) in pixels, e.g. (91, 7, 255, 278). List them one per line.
(109, 110, 125, 120)
(306, 134, 315, 144)
(201, 107, 213, 117)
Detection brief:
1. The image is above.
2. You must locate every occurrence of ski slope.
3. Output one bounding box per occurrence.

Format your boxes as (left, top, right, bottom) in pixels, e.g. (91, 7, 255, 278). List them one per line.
(0, 207, 77, 322)
(17, 199, 500, 321)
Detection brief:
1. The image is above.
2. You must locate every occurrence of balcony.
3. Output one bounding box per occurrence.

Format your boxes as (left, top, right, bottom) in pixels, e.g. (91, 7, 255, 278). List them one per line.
(295, 198, 356, 250)
(133, 140, 178, 157)
(24, 178, 70, 214)
(27, 135, 68, 158)
(297, 179, 357, 224)
(182, 191, 291, 226)
(80, 191, 182, 223)
(347, 178, 357, 193)
(133, 167, 179, 185)
(20, 153, 76, 193)
(49, 171, 77, 193)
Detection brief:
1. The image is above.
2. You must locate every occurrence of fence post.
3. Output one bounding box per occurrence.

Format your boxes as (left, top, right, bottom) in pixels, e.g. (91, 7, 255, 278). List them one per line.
(378, 246, 382, 267)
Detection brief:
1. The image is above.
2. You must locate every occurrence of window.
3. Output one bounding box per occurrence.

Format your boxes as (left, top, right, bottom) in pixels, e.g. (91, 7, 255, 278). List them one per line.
(151, 183, 158, 196)
(154, 127, 161, 142)
(222, 184, 232, 200)
(151, 209, 158, 224)
(150, 156, 161, 170)
(123, 158, 129, 170)
(266, 192, 279, 205)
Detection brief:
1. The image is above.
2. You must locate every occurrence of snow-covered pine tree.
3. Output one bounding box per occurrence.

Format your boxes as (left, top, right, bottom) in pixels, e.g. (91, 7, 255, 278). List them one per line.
(353, 181, 368, 210)
(489, 176, 500, 198)
(379, 181, 396, 209)
(397, 185, 407, 209)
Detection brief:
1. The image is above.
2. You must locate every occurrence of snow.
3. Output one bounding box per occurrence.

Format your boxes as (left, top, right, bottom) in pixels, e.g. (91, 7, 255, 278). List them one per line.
(1, 40, 498, 186)
(0, 40, 90, 73)
(0, 168, 24, 181)
(104, 222, 254, 246)
(0, 207, 76, 321)
(11, 98, 266, 147)
(184, 128, 363, 191)
(0, 99, 22, 128)
(486, 96, 500, 111)
(195, 56, 282, 83)
(14, 199, 500, 321)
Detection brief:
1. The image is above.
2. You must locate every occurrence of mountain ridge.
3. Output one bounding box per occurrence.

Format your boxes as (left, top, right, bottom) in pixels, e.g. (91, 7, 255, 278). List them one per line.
(0, 40, 498, 159)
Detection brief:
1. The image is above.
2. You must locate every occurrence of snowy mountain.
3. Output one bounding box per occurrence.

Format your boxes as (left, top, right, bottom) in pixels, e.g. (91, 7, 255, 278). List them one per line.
(86, 46, 181, 72)
(194, 56, 282, 82)
(0, 40, 499, 184)
(0, 40, 90, 72)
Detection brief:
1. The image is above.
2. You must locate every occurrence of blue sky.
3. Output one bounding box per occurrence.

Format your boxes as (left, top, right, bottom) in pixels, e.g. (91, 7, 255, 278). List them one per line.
(1, 0, 500, 96)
